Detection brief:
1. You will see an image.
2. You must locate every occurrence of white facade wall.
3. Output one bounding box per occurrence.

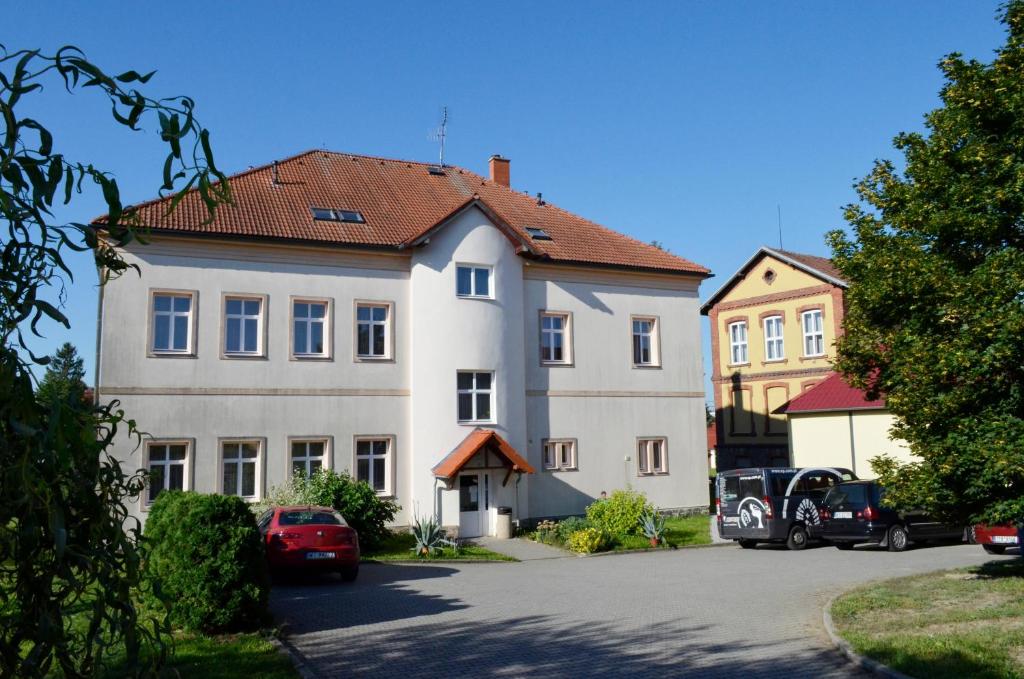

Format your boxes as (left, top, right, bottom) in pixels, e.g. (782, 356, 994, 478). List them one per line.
(98, 211, 709, 533)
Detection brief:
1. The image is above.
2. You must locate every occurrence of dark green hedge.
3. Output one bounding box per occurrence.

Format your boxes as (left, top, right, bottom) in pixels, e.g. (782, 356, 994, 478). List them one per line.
(143, 491, 270, 633)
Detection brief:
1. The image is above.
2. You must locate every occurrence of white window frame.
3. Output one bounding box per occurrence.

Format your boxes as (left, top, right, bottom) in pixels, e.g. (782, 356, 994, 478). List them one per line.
(149, 290, 197, 356)
(222, 294, 267, 358)
(728, 321, 748, 365)
(802, 309, 825, 357)
(763, 315, 785, 362)
(631, 315, 661, 367)
(637, 437, 668, 476)
(291, 297, 332, 359)
(455, 264, 493, 299)
(540, 311, 573, 365)
(288, 438, 330, 479)
(354, 435, 395, 496)
(218, 438, 265, 501)
(457, 371, 494, 424)
(144, 439, 192, 507)
(354, 301, 393, 360)
(542, 439, 578, 471)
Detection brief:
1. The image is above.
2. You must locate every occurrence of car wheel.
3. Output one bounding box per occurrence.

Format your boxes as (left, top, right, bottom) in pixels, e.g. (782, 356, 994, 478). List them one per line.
(340, 565, 359, 582)
(887, 524, 909, 552)
(834, 542, 854, 550)
(738, 539, 758, 549)
(982, 544, 1007, 555)
(786, 525, 809, 551)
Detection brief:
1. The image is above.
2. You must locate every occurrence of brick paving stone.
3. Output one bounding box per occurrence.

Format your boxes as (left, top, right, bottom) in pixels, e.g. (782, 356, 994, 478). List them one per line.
(271, 542, 1007, 678)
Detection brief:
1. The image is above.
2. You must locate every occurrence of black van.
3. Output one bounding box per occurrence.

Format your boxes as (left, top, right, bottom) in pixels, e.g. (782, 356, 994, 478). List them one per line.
(716, 467, 856, 550)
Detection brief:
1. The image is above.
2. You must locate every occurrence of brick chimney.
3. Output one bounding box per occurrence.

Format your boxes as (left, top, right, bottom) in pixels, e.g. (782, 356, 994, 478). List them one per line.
(488, 155, 510, 187)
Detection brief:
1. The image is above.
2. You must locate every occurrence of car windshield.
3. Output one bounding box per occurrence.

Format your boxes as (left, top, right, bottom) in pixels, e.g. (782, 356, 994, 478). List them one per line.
(824, 484, 869, 509)
(278, 510, 346, 526)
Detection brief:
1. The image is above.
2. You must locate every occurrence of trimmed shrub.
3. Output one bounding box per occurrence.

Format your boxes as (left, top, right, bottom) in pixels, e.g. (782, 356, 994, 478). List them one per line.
(143, 491, 270, 633)
(585, 489, 654, 536)
(566, 527, 610, 554)
(253, 469, 399, 552)
(556, 516, 590, 542)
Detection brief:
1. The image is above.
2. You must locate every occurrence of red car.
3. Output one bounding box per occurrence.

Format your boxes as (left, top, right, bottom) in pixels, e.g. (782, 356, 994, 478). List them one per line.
(972, 524, 1020, 555)
(258, 505, 360, 581)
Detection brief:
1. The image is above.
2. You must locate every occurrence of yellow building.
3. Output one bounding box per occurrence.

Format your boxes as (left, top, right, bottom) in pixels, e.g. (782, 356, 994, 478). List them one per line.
(700, 247, 847, 470)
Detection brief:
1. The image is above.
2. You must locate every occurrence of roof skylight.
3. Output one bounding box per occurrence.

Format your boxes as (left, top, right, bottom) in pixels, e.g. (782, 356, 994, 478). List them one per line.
(311, 207, 365, 223)
(526, 226, 553, 241)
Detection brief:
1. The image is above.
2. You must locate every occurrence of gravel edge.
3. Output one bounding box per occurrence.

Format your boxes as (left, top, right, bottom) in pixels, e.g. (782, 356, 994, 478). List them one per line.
(822, 594, 917, 679)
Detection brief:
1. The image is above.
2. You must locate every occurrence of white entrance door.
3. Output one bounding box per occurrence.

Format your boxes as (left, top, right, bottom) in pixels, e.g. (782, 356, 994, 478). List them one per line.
(458, 473, 484, 538)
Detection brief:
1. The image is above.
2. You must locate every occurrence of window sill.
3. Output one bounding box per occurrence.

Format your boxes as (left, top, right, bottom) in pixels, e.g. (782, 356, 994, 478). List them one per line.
(292, 354, 334, 362)
(637, 472, 670, 477)
(456, 295, 495, 301)
(798, 354, 826, 362)
(543, 467, 578, 472)
(458, 420, 495, 426)
(148, 351, 197, 359)
(354, 355, 395, 363)
(222, 354, 268, 360)
(727, 362, 751, 368)
(541, 361, 575, 368)
(761, 359, 788, 366)
(632, 364, 663, 370)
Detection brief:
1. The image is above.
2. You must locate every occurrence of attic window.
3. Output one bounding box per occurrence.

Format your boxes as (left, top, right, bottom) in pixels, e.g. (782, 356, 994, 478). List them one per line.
(311, 207, 365, 223)
(526, 227, 552, 241)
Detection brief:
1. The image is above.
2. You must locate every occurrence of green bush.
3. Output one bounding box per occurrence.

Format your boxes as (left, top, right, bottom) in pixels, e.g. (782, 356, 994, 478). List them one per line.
(143, 491, 270, 633)
(556, 516, 590, 542)
(585, 489, 654, 536)
(566, 527, 610, 554)
(253, 469, 399, 552)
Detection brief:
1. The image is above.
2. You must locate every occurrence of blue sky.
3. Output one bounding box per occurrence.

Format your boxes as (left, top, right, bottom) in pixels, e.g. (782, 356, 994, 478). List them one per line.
(8, 1, 1007, 392)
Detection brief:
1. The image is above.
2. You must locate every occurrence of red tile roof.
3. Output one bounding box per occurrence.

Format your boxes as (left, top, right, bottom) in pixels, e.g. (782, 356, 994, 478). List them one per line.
(774, 249, 845, 283)
(775, 371, 886, 414)
(105, 150, 710, 276)
(432, 428, 535, 480)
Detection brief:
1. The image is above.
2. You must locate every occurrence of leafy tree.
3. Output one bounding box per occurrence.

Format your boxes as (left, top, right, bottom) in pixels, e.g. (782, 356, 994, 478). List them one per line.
(36, 341, 86, 406)
(827, 2, 1024, 528)
(0, 45, 228, 677)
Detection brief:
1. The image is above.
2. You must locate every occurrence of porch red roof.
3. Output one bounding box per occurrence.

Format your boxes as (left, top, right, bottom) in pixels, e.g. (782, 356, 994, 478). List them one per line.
(775, 371, 886, 414)
(432, 428, 536, 480)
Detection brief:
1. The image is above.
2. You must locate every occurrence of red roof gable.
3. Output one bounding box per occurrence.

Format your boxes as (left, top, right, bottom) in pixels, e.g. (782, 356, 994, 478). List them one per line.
(432, 428, 536, 480)
(104, 150, 710, 277)
(776, 372, 886, 414)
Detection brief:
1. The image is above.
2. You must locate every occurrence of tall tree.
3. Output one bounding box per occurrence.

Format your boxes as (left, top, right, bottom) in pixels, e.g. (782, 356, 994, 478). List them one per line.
(36, 342, 85, 405)
(827, 2, 1024, 528)
(0, 45, 228, 677)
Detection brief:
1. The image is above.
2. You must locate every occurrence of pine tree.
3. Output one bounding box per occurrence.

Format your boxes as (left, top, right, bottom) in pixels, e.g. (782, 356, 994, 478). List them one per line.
(36, 342, 86, 405)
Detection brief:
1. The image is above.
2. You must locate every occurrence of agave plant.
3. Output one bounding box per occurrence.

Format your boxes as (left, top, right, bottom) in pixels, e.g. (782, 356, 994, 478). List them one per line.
(410, 515, 456, 557)
(640, 511, 667, 546)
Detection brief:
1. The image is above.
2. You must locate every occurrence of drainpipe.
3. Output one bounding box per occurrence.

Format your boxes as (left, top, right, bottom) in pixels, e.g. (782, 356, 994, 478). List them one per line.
(93, 266, 105, 406)
(847, 411, 857, 476)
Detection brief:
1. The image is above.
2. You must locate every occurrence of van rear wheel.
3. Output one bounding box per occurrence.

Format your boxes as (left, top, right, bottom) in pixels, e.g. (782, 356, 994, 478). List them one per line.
(786, 525, 809, 551)
(738, 539, 758, 549)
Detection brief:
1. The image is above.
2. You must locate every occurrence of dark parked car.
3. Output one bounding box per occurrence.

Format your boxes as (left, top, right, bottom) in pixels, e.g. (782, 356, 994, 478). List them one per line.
(716, 466, 856, 550)
(820, 480, 962, 551)
(257, 505, 360, 581)
(972, 524, 1021, 555)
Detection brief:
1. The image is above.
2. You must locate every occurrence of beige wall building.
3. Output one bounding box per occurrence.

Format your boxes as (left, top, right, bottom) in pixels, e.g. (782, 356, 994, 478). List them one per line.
(701, 247, 847, 470)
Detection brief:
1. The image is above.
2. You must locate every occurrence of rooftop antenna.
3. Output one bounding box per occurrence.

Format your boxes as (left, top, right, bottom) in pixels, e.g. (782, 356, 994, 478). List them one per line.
(777, 204, 783, 249)
(272, 160, 280, 186)
(429, 106, 449, 168)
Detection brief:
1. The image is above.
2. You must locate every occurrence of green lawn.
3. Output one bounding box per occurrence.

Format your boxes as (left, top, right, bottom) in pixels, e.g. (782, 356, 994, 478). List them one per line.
(830, 558, 1024, 679)
(133, 632, 296, 679)
(614, 515, 711, 550)
(363, 531, 517, 561)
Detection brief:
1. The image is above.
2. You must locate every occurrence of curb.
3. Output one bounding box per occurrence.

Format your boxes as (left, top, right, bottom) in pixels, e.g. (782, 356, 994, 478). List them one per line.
(822, 595, 916, 679)
(361, 557, 518, 564)
(270, 632, 319, 679)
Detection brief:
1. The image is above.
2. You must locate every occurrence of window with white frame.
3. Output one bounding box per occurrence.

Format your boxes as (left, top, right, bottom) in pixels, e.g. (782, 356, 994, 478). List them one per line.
(457, 371, 493, 422)
(151, 292, 194, 354)
(291, 439, 327, 478)
(763, 315, 784, 361)
(355, 437, 392, 494)
(802, 310, 824, 357)
(293, 300, 328, 357)
(456, 264, 492, 298)
(146, 441, 189, 504)
(729, 321, 748, 364)
(632, 317, 659, 366)
(542, 439, 577, 471)
(637, 438, 668, 475)
(355, 303, 390, 358)
(222, 440, 260, 499)
(224, 296, 263, 355)
(540, 312, 571, 364)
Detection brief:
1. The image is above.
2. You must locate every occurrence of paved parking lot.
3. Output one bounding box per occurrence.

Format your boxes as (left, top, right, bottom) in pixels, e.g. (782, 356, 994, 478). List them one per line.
(271, 542, 1007, 678)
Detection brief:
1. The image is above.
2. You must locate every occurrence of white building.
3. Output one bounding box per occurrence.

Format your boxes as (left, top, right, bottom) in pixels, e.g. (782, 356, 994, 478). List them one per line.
(96, 151, 712, 537)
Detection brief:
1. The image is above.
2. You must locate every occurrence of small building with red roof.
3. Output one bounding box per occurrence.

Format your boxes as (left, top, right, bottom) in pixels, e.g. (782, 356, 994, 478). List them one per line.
(775, 371, 914, 476)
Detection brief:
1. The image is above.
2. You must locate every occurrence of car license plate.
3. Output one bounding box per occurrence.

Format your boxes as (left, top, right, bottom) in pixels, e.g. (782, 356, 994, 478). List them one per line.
(306, 551, 336, 560)
(834, 511, 853, 519)
(993, 535, 1018, 544)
